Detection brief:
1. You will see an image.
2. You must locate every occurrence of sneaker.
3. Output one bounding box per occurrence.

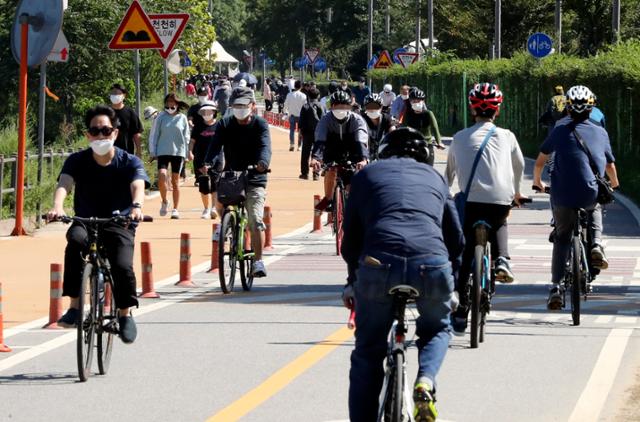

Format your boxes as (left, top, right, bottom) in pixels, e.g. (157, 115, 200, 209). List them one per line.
(591, 245, 609, 270)
(312, 173, 319, 181)
(494, 256, 515, 284)
(118, 315, 137, 344)
(159, 201, 170, 216)
(299, 174, 309, 180)
(413, 382, 438, 422)
(201, 208, 211, 219)
(210, 208, 218, 220)
(450, 306, 468, 336)
(289, 145, 295, 152)
(314, 197, 331, 212)
(547, 284, 564, 310)
(252, 260, 267, 278)
(170, 209, 179, 219)
(297, 145, 302, 151)
(57, 308, 80, 328)
(548, 228, 556, 243)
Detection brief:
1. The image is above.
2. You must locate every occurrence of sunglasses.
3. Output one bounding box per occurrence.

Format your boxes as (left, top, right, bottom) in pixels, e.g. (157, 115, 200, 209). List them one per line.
(88, 126, 115, 136)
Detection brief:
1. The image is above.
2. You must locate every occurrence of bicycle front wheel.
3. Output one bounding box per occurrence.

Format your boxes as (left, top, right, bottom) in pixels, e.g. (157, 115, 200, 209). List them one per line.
(334, 186, 345, 256)
(77, 263, 97, 382)
(571, 237, 582, 326)
(219, 211, 238, 294)
(97, 281, 116, 375)
(391, 351, 405, 421)
(470, 245, 484, 349)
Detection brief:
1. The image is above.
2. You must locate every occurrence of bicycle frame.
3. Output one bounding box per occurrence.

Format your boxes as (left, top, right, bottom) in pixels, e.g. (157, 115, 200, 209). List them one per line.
(563, 210, 592, 304)
(225, 205, 255, 261)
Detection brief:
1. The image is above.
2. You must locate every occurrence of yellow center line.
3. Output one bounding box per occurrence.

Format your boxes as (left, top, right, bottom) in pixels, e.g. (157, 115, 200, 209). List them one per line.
(206, 326, 354, 422)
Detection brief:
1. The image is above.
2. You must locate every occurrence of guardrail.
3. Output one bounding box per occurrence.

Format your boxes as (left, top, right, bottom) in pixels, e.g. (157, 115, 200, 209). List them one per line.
(0, 148, 81, 220)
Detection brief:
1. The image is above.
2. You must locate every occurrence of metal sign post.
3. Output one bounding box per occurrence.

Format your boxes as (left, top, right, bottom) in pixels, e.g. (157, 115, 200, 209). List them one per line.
(164, 59, 169, 97)
(134, 49, 141, 118)
(36, 61, 46, 227)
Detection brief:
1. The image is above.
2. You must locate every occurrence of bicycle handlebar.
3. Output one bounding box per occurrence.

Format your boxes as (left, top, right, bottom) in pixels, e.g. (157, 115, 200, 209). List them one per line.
(45, 214, 153, 224)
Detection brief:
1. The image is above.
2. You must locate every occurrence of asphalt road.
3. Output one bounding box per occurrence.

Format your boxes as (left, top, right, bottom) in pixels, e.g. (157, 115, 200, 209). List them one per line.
(1, 156, 640, 422)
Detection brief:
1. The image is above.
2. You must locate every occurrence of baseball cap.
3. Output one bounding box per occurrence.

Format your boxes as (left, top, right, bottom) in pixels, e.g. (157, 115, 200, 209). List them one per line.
(143, 106, 158, 120)
(230, 87, 255, 106)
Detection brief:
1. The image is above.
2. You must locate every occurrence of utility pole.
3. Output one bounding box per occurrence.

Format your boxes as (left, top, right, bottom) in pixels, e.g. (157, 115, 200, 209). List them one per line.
(416, 0, 421, 60)
(427, 0, 434, 55)
(385, 0, 390, 41)
(494, 0, 502, 59)
(301, 31, 305, 83)
(612, 0, 621, 43)
(555, 0, 562, 54)
(368, 0, 373, 84)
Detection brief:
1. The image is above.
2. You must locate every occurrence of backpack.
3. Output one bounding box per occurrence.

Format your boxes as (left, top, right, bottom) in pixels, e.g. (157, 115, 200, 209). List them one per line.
(550, 94, 566, 121)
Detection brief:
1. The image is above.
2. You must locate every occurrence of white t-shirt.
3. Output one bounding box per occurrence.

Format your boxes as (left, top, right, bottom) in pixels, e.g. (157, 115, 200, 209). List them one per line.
(446, 121, 525, 205)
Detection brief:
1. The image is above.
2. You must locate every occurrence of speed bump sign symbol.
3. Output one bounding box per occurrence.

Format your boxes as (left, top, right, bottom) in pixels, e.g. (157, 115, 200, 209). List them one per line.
(109, 0, 162, 50)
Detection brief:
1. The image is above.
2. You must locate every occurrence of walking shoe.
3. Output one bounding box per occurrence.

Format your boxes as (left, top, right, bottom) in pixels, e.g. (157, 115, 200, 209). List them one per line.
(413, 382, 438, 422)
(252, 260, 267, 278)
(118, 315, 137, 344)
(314, 197, 331, 212)
(591, 245, 609, 270)
(159, 201, 170, 216)
(57, 308, 80, 328)
(289, 145, 295, 152)
(547, 284, 564, 310)
(201, 208, 211, 219)
(299, 174, 309, 180)
(548, 228, 556, 243)
(450, 306, 468, 336)
(494, 256, 515, 284)
(312, 173, 319, 181)
(210, 208, 218, 220)
(170, 209, 179, 219)
(297, 145, 302, 151)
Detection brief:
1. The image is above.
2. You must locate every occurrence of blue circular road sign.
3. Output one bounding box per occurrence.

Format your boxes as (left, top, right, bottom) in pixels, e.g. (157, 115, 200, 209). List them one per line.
(527, 32, 553, 59)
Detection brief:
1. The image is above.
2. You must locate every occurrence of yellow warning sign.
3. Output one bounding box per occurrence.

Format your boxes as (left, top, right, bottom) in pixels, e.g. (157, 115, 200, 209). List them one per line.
(374, 50, 394, 69)
(108, 0, 163, 50)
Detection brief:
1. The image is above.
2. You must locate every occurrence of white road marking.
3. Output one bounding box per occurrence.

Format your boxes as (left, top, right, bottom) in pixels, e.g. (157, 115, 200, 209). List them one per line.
(594, 315, 614, 324)
(568, 328, 633, 422)
(614, 316, 637, 324)
(543, 315, 565, 322)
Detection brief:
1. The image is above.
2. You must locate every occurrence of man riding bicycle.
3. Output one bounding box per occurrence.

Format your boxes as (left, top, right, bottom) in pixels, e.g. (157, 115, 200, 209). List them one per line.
(311, 90, 369, 212)
(360, 93, 395, 161)
(532, 85, 619, 309)
(445, 83, 526, 335)
(204, 87, 272, 278)
(47, 105, 150, 344)
(342, 127, 464, 421)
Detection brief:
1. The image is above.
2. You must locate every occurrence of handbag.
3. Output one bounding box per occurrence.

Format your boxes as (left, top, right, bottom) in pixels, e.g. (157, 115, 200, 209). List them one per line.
(454, 125, 497, 222)
(216, 170, 248, 206)
(573, 128, 614, 205)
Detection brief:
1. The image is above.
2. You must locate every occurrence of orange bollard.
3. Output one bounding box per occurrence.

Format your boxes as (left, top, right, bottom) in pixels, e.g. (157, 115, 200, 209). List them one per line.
(139, 242, 160, 298)
(207, 223, 220, 272)
(175, 233, 196, 287)
(0, 282, 11, 352)
(43, 263, 63, 329)
(264, 205, 274, 250)
(312, 195, 323, 233)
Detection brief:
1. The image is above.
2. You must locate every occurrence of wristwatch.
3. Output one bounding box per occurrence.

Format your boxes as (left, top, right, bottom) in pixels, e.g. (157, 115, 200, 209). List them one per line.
(131, 202, 142, 209)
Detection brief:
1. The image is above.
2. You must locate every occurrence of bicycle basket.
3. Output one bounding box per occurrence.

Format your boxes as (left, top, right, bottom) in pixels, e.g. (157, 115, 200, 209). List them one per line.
(216, 170, 247, 206)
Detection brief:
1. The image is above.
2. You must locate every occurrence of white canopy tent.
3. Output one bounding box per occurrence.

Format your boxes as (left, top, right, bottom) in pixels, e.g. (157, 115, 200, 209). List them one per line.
(207, 41, 239, 75)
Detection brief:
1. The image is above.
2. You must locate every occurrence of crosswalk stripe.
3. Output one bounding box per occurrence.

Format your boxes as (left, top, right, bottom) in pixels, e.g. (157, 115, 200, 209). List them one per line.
(594, 315, 614, 324)
(614, 316, 637, 324)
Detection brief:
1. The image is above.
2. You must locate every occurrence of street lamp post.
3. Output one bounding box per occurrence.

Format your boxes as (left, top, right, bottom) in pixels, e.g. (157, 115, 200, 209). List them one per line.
(427, 0, 434, 55)
(612, 0, 621, 43)
(368, 0, 373, 85)
(555, 0, 562, 54)
(494, 0, 502, 59)
(416, 0, 421, 60)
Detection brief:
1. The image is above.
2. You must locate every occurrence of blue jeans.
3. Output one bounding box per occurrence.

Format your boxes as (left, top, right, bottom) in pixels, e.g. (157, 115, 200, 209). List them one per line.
(349, 252, 454, 422)
(289, 115, 299, 146)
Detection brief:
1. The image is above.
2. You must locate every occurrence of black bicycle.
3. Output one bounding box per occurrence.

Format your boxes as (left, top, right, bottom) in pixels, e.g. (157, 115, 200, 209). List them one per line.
(48, 213, 152, 381)
(378, 284, 423, 422)
(468, 197, 532, 349)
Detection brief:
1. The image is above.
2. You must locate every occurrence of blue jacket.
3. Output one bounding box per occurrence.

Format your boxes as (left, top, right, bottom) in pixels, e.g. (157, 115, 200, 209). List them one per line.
(341, 157, 465, 283)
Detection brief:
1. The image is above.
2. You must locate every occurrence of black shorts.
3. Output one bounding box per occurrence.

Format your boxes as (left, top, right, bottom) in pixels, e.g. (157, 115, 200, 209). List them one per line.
(157, 156, 184, 174)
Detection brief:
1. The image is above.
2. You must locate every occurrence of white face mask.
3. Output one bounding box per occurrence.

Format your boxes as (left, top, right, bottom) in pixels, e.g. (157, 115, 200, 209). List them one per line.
(401, 94, 409, 100)
(341, 84, 348, 90)
(233, 107, 252, 120)
(110, 94, 124, 105)
(332, 110, 350, 120)
(90, 139, 115, 156)
(201, 112, 215, 123)
(411, 102, 424, 112)
(366, 110, 381, 119)
(198, 96, 208, 104)
(165, 106, 178, 114)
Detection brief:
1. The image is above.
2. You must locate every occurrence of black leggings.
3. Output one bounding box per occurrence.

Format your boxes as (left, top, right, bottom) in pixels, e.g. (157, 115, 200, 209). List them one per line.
(456, 202, 511, 300)
(300, 132, 315, 176)
(63, 222, 139, 309)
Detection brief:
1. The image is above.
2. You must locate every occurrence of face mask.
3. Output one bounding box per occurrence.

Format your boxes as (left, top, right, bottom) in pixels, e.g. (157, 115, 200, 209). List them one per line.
(90, 139, 115, 156)
(198, 96, 208, 104)
(110, 94, 124, 105)
(366, 110, 381, 119)
(411, 102, 424, 112)
(165, 106, 178, 114)
(341, 85, 348, 90)
(401, 94, 409, 100)
(233, 107, 252, 120)
(332, 110, 350, 120)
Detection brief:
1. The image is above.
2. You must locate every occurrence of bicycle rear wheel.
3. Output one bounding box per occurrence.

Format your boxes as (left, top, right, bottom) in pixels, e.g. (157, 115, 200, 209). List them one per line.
(470, 245, 484, 349)
(218, 211, 238, 294)
(571, 237, 582, 326)
(77, 263, 96, 382)
(97, 281, 116, 375)
(334, 185, 345, 256)
(240, 255, 255, 291)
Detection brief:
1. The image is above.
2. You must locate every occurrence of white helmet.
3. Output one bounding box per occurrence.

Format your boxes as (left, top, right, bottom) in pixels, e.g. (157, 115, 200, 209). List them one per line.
(566, 85, 596, 114)
(383, 84, 392, 93)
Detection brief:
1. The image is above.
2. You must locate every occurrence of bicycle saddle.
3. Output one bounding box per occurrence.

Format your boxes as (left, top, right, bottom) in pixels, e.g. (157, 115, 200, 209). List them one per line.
(388, 285, 420, 299)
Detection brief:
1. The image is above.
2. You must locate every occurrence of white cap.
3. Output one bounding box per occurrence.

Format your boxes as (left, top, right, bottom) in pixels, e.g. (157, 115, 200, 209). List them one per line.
(383, 84, 392, 93)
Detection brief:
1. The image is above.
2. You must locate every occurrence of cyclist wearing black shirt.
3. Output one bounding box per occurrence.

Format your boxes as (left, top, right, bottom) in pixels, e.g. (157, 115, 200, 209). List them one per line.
(361, 94, 395, 160)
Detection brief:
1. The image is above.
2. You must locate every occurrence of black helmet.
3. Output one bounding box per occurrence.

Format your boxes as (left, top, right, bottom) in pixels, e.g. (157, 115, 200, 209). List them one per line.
(328, 80, 340, 94)
(409, 87, 426, 100)
(378, 127, 430, 164)
(363, 93, 383, 107)
(330, 90, 352, 106)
